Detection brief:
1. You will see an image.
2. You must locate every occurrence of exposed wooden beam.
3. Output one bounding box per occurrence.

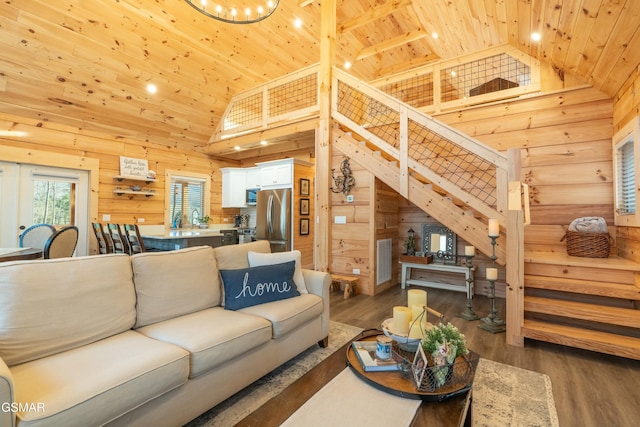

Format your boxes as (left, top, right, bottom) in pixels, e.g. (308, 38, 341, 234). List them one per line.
(356, 30, 429, 60)
(376, 53, 441, 77)
(338, 0, 413, 34)
(298, 0, 315, 7)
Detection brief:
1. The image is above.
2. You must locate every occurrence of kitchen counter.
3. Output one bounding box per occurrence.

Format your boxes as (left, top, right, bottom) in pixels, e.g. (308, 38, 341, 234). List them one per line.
(141, 228, 228, 251)
(142, 229, 225, 239)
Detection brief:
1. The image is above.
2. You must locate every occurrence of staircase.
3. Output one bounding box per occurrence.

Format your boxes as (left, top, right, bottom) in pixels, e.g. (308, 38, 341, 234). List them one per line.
(210, 62, 640, 360)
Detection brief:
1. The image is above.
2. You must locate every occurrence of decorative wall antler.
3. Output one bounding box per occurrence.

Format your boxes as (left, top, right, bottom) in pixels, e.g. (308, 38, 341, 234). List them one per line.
(331, 157, 355, 195)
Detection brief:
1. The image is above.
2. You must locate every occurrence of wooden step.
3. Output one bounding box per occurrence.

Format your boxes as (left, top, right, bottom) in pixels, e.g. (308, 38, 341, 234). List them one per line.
(525, 251, 640, 271)
(522, 319, 640, 360)
(525, 296, 640, 328)
(525, 275, 640, 300)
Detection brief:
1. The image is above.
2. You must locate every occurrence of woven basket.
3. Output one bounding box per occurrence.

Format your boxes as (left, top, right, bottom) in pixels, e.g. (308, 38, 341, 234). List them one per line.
(562, 231, 611, 258)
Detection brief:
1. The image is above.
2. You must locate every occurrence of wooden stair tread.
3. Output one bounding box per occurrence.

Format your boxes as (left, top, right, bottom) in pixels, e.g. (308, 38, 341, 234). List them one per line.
(522, 319, 640, 360)
(524, 275, 640, 300)
(524, 251, 640, 271)
(524, 296, 640, 328)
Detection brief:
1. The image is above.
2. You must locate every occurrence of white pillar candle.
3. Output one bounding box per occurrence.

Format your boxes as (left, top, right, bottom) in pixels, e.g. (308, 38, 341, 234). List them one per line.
(464, 245, 475, 256)
(393, 306, 412, 335)
(488, 219, 500, 237)
(411, 304, 424, 321)
(407, 289, 427, 311)
(486, 267, 498, 281)
(409, 321, 424, 338)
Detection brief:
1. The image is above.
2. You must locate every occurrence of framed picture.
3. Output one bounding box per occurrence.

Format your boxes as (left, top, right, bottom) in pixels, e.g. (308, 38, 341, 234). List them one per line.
(412, 344, 429, 388)
(300, 198, 310, 215)
(300, 178, 310, 196)
(300, 218, 310, 235)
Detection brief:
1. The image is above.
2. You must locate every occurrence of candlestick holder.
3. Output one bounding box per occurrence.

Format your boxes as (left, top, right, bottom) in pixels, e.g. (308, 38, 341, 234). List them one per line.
(479, 235, 506, 333)
(458, 254, 479, 321)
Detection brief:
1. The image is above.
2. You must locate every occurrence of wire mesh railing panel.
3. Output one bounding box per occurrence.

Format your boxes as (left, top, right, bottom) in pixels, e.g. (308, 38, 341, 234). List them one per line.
(408, 119, 498, 207)
(440, 53, 531, 102)
(337, 80, 401, 149)
(268, 73, 318, 118)
(223, 92, 263, 131)
(379, 73, 435, 109)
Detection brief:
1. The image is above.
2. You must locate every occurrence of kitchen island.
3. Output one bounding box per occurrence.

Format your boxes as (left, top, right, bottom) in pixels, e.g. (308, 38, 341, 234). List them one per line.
(141, 229, 226, 251)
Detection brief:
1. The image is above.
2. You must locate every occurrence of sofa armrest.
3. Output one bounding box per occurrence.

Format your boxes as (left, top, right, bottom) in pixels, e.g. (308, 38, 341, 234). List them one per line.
(0, 357, 15, 427)
(302, 269, 331, 299)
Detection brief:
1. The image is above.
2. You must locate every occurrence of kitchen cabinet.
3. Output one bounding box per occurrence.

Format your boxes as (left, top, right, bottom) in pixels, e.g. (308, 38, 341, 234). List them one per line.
(260, 162, 292, 188)
(245, 167, 261, 189)
(221, 168, 247, 208)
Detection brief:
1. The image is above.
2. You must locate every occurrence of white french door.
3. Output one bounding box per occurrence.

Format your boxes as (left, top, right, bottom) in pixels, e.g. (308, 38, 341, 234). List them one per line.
(0, 162, 89, 255)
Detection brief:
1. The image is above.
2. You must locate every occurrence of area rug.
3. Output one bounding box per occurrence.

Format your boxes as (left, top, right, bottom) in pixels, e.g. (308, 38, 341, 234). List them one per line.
(185, 321, 364, 427)
(280, 368, 421, 427)
(472, 358, 559, 427)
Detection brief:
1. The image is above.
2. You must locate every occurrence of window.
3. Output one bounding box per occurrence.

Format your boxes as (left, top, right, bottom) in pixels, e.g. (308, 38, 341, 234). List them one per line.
(614, 117, 640, 226)
(165, 171, 211, 228)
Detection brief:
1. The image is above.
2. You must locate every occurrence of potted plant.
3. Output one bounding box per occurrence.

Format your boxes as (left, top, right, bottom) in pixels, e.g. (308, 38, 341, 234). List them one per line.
(420, 322, 468, 387)
(197, 216, 210, 229)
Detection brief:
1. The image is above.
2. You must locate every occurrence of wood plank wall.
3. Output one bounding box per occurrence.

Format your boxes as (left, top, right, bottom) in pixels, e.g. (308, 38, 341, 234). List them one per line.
(0, 112, 235, 244)
(293, 162, 315, 269)
(613, 67, 640, 262)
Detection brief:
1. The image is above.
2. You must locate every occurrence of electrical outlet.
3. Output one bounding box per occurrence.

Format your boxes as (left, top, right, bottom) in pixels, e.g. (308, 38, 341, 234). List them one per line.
(334, 216, 347, 224)
(352, 268, 360, 275)
(102, 214, 111, 221)
(137, 218, 145, 223)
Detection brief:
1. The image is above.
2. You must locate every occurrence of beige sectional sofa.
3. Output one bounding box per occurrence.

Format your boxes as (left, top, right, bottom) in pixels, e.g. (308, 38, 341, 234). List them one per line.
(0, 241, 331, 427)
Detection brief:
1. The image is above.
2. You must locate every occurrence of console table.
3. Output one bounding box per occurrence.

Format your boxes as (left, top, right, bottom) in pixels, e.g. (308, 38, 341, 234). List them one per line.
(400, 261, 475, 300)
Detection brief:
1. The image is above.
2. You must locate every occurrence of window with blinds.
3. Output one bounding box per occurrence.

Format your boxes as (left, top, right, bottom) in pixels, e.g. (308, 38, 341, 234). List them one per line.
(616, 138, 635, 215)
(169, 176, 205, 227)
(613, 116, 640, 226)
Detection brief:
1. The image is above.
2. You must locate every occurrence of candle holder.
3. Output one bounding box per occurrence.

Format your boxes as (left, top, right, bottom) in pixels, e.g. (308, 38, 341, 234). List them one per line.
(479, 235, 506, 333)
(458, 254, 479, 321)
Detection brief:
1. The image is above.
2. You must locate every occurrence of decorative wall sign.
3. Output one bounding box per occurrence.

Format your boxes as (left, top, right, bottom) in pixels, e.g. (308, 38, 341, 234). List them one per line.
(300, 198, 310, 215)
(119, 156, 149, 178)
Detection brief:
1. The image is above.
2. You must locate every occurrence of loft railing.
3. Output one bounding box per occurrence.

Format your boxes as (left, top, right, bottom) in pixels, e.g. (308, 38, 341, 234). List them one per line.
(332, 67, 509, 221)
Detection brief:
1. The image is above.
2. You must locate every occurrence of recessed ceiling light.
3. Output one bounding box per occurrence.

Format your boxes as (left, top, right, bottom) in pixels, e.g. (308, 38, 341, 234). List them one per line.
(294, 18, 303, 28)
(432, 32, 439, 39)
(234, 145, 241, 151)
(531, 32, 541, 42)
(344, 61, 352, 69)
(146, 83, 157, 94)
(451, 71, 456, 77)
(260, 140, 268, 146)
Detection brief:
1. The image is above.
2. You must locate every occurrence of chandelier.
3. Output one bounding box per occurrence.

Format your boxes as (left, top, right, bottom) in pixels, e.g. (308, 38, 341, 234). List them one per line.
(184, 0, 280, 24)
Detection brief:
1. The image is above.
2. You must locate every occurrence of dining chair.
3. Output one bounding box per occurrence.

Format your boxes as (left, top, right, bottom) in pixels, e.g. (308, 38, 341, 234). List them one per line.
(123, 224, 146, 254)
(107, 223, 131, 254)
(43, 226, 79, 259)
(19, 223, 57, 250)
(91, 222, 113, 254)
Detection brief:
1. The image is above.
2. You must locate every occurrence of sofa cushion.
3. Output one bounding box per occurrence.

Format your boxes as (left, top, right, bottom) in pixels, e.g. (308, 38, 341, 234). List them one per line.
(132, 246, 221, 328)
(136, 307, 272, 378)
(213, 239, 271, 270)
(11, 330, 189, 427)
(220, 261, 300, 310)
(239, 294, 323, 338)
(0, 254, 136, 366)
(247, 250, 308, 294)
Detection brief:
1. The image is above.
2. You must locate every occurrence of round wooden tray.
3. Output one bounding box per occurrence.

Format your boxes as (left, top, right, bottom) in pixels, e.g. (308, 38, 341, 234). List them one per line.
(346, 330, 475, 402)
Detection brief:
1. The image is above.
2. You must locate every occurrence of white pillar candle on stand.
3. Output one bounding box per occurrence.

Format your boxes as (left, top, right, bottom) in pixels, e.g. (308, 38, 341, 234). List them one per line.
(464, 245, 475, 256)
(407, 289, 427, 311)
(393, 306, 412, 335)
(488, 219, 500, 237)
(486, 267, 498, 281)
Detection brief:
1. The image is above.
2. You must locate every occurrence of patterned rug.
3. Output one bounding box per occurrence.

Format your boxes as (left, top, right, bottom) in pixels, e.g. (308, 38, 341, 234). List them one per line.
(184, 321, 364, 427)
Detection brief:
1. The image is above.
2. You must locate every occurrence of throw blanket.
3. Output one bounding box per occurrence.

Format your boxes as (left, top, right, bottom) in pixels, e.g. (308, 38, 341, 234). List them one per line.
(568, 217, 608, 233)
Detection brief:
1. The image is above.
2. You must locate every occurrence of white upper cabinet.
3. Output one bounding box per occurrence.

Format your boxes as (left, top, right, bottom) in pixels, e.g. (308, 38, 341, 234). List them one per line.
(245, 167, 261, 189)
(221, 168, 247, 208)
(260, 162, 292, 188)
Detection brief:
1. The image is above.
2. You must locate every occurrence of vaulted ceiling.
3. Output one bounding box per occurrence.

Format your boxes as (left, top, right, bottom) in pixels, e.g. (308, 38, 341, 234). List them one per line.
(1, 0, 638, 152)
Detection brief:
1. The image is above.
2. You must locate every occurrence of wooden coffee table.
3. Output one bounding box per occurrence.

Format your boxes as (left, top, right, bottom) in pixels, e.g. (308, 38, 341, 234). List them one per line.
(346, 332, 473, 426)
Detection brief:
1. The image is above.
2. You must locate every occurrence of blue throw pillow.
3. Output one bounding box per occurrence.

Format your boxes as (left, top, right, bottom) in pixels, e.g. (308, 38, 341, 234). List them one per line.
(220, 260, 300, 310)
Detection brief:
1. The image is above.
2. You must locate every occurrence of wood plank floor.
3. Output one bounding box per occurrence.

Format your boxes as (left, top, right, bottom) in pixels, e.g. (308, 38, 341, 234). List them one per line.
(236, 285, 640, 427)
(329, 285, 640, 427)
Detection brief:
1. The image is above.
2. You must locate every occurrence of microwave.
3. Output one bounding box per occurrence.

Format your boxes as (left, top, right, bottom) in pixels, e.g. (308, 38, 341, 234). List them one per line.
(246, 188, 258, 206)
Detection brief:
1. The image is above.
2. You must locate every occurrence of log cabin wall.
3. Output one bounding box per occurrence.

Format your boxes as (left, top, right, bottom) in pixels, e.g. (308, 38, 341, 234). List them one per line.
(0, 112, 236, 250)
(293, 162, 315, 269)
(613, 67, 640, 262)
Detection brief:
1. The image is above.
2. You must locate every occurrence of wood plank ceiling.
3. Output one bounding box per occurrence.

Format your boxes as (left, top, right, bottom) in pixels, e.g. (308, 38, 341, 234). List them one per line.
(1, 0, 638, 156)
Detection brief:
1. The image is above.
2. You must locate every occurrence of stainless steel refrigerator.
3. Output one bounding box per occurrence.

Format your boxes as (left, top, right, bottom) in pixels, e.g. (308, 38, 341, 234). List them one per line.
(256, 188, 291, 252)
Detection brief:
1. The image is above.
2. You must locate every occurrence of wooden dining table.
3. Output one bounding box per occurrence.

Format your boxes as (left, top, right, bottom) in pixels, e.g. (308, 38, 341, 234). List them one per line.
(0, 248, 44, 262)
